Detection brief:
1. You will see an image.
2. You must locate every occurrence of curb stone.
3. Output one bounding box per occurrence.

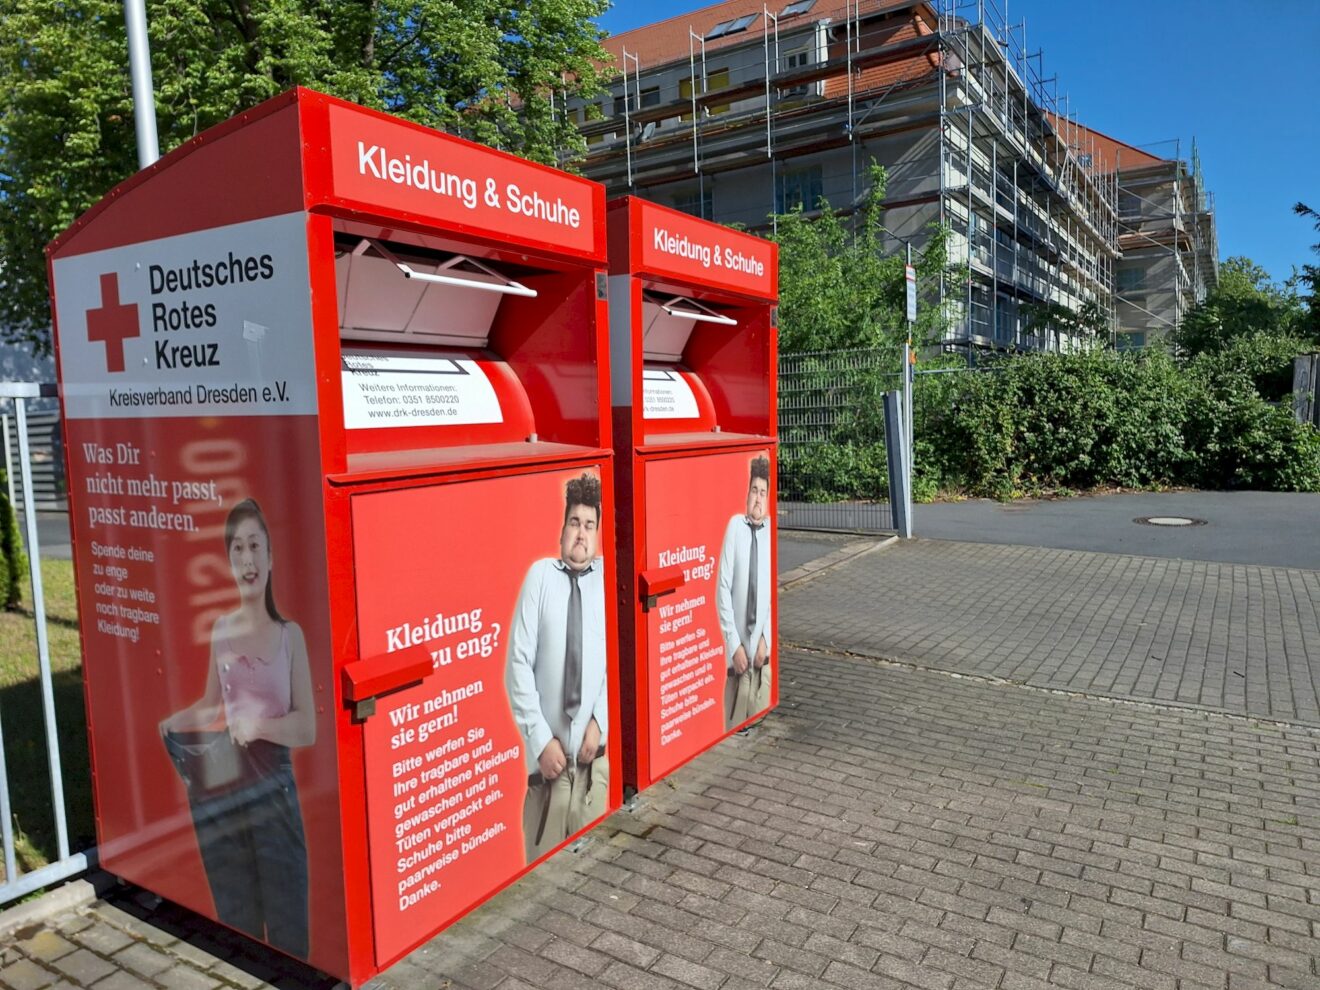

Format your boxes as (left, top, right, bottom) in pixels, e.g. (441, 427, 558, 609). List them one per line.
(779, 535, 897, 590)
(0, 872, 116, 940)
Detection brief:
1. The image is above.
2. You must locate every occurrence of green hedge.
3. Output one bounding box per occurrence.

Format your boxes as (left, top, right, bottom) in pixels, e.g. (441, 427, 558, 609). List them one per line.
(917, 339, 1320, 498)
(779, 337, 1320, 502)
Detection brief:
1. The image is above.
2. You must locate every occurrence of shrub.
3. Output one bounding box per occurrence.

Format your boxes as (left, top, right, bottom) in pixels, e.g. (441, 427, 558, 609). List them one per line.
(0, 474, 24, 609)
(912, 348, 1319, 498)
(779, 345, 1320, 503)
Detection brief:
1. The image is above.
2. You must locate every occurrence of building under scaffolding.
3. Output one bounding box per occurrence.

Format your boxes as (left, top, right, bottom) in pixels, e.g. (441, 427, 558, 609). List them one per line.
(1098, 134, 1218, 350)
(570, 0, 1215, 352)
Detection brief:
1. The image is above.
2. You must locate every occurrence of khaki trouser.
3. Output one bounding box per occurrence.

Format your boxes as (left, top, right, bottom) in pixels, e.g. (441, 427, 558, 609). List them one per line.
(522, 752, 610, 863)
(724, 660, 773, 730)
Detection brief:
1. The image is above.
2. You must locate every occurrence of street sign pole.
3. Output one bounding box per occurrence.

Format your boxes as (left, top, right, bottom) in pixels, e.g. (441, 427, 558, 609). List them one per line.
(124, 0, 159, 168)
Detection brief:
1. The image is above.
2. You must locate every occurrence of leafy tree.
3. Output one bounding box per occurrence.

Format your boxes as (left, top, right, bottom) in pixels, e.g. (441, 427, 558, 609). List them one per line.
(1174, 255, 1310, 356)
(0, 0, 611, 348)
(768, 164, 963, 355)
(1019, 298, 1109, 351)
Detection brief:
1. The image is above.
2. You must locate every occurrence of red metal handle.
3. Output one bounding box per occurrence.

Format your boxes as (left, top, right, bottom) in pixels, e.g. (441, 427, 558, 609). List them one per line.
(639, 565, 686, 611)
(342, 648, 433, 704)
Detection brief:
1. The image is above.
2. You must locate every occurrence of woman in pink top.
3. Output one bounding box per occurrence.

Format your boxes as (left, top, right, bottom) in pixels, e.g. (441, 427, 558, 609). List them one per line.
(161, 498, 315, 958)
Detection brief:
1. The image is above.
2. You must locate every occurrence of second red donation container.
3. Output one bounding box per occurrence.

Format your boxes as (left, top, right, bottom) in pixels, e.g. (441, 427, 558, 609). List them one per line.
(606, 197, 779, 794)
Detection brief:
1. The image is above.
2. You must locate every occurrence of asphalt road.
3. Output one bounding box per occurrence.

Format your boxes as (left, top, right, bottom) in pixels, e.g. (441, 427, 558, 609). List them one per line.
(24, 490, 1320, 571)
(914, 490, 1320, 569)
(16, 510, 72, 560)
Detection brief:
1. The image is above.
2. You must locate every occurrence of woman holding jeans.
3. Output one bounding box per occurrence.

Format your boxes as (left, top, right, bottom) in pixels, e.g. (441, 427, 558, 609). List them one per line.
(160, 497, 315, 958)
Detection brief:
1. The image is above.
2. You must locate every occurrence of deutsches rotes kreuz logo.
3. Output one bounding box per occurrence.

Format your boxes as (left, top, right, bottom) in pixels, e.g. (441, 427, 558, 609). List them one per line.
(85, 272, 140, 374)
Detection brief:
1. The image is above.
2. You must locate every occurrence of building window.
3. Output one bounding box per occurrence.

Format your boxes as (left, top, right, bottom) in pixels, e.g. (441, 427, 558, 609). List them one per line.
(707, 69, 731, 115)
(777, 164, 823, 213)
(781, 47, 811, 97)
(1117, 332, 1146, 351)
(673, 184, 714, 220)
(1116, 267, 1144, 293)
(707, 13, 759, 39)
(614, 87, 660, 118)
(995, 295, 1017, 343)
(681, 69, 732, 117)
(782, 0, 817, 15)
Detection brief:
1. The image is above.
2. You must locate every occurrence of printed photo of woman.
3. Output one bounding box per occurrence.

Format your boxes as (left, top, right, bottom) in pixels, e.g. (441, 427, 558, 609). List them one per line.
(159, 498, 314, 958)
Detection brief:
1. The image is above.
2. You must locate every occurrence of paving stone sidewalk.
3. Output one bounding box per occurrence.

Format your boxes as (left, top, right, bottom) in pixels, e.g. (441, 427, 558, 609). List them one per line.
(4, 649, 1319, 990)
(783, 539, 1320, 725)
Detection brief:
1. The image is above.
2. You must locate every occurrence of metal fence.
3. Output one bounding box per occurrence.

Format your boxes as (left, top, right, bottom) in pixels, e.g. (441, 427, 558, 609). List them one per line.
(0, 385, 91, 905)
(3, 408, 67, 512)
(778, 348, 903, 533)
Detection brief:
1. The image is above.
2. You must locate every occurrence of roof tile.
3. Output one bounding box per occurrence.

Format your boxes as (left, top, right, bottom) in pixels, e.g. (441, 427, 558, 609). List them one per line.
(602, 0, 926, 71)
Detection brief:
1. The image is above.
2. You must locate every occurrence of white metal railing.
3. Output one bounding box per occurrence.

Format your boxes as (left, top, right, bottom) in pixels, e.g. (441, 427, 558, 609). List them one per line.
(0, 382, 93, 904)
(2, 409, 65, 511)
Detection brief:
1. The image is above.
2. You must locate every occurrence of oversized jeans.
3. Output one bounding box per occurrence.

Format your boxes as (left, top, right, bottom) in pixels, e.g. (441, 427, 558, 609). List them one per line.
(164, 734, 309, 958)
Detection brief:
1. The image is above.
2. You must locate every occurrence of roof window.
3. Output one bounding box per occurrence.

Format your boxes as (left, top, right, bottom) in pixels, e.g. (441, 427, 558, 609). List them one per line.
(781, 0, 817, 15)
(706, 13, 760, 39)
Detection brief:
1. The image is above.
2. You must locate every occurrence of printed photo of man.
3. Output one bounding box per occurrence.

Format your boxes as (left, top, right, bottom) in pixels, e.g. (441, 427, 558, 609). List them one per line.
(506, 472, 609, 862)
(717, 454, 773, 730)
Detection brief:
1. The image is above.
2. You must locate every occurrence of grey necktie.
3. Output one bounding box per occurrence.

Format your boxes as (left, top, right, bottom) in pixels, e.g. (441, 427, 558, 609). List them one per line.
(745, 521, 763, 647)
(563, 567, 583, 724)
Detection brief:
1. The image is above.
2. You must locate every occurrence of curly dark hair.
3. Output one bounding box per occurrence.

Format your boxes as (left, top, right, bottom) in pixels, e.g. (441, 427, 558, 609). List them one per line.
(563, 472, 602, 525)
(749, 455, 770, 489)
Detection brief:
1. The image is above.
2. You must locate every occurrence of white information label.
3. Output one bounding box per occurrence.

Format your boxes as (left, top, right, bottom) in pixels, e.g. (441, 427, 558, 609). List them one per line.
(905, 264, 917, 325)
(51, 212, 317, 420)
(642, 369, 699, 420)
(341, 351, 504, 429)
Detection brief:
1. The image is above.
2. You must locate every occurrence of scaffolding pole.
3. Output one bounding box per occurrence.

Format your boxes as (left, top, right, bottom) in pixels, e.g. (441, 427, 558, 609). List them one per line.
(688, 29, 706, 179)
(621, 48, 640, 189)
(580, 0, 1118, 355)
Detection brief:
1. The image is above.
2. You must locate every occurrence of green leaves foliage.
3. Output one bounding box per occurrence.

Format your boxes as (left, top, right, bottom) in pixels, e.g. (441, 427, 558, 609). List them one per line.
(1175, 255, 1314, 357)
(768, 164, 963, 355)
(0, 477, 24, 609)
(783, 337, 1320, 504)
(1293, 202, 1320, 338)
(0, 0, 611, 347)
(778, 350, 899, 502)
(918, 341, 1320, 498)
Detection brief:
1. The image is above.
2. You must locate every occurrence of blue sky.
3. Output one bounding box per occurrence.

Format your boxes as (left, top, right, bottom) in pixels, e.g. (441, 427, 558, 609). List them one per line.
(597, 1, 1320, 287)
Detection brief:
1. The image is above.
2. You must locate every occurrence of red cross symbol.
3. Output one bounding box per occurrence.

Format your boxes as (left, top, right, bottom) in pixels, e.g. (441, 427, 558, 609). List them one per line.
(86, 273, 139, 373)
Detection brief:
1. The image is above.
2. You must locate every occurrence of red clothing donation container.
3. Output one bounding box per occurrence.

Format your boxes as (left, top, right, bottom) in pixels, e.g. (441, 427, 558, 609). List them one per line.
(46, 88, 621, 986)
(605, 197, 779, 794)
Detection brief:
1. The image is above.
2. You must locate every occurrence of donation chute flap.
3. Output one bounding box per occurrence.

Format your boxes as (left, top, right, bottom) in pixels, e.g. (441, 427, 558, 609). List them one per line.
(336, 236, 537, 347)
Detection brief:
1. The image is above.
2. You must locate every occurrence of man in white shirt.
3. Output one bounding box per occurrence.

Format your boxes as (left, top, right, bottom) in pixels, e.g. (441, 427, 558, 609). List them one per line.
(506, 472, 609, 862)
(717, 454, 773, 730)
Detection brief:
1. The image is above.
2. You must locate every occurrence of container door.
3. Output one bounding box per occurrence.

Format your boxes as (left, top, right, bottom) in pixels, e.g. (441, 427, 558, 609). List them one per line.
(640, 446, 777, 782)
(350, 464, 615, 966)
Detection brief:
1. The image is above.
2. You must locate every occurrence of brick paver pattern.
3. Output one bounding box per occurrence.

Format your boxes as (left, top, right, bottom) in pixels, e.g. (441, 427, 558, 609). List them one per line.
(783, 540, 1320, 725)
(3, 649, 1318, 990)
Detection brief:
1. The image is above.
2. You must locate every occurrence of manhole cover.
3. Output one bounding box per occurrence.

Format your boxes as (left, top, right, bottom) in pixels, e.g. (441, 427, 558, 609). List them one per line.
(1133, 516, 1207, 527)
